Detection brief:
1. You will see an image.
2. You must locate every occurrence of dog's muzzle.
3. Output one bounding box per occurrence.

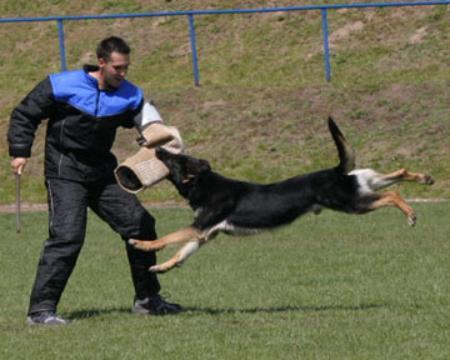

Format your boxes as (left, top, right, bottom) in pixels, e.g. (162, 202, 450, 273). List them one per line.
(114, 123, 183, 193)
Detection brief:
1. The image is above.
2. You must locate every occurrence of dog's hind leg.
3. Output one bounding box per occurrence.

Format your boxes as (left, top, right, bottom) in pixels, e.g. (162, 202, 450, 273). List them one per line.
(356, 168, 434, 191)
(367, 191, 417, 226)
(378, 168, 434, 188)
(129, 226, 203, 252)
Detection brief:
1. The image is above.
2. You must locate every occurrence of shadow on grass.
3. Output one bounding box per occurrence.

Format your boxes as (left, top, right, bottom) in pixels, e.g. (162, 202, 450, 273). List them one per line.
(67, 307, 130, 320)
(67, 303, 386, 320)
(184, 303, 386, 315)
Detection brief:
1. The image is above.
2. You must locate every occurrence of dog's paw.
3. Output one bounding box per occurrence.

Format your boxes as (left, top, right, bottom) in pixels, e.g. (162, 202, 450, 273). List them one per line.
(407, 213, 417, 227)
(418, 174, 434, 185)
(128, 239, 153, 251)
(424, 175, 434, 185)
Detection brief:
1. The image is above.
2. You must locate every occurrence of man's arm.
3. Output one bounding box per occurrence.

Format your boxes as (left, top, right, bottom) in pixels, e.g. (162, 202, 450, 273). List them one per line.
(133, 101, 163, 140)
(114, 100, 183, 193)
(7, 77, 55, 163)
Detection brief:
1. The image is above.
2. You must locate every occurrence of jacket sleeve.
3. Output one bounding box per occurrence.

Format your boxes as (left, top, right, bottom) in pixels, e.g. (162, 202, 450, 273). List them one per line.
(132, 100, 164, 132)
(7, 77, 55, 158)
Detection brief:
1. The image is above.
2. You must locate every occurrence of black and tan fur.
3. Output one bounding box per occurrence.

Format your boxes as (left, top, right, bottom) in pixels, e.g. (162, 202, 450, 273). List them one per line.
(129, 118, 434, 273)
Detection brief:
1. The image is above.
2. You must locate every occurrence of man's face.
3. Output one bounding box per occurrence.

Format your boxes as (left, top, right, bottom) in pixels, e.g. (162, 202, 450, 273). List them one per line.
(98, 51, 130, 90)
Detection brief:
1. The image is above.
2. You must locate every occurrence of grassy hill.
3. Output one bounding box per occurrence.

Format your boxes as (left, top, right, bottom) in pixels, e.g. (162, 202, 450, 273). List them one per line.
(0, 0, 449, 203)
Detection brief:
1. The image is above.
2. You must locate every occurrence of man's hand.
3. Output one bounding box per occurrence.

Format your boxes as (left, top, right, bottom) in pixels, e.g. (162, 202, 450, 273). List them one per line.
(11, 157, 27, 175)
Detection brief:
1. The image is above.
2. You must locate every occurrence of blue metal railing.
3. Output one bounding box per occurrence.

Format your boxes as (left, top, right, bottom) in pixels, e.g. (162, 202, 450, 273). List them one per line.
(187, 14, 200, 87)
(1, 1, 449, 84)
(320, 9, 332, 82)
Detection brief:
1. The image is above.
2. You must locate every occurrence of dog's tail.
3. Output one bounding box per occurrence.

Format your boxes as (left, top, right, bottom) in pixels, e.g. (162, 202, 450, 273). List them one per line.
(328, 117, 355, 174)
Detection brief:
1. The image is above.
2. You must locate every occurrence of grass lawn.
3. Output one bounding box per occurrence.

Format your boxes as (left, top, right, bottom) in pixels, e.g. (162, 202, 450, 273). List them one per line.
(0, 203, 449, 359)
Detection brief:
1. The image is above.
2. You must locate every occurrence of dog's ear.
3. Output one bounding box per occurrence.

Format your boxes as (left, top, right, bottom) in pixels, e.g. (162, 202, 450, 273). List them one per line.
(187, 158, 211, 175)
(197, 159, 211, 173)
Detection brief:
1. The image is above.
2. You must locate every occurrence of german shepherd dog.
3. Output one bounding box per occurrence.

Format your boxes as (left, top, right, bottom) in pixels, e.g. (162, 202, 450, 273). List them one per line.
(129, 118, 434, 273)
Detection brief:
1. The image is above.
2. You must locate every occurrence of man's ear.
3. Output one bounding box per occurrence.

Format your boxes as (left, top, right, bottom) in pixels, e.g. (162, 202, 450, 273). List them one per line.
(98, 57, 107, 68)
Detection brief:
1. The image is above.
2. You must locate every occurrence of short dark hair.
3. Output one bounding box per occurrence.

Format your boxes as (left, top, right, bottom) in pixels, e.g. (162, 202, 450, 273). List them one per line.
(96, 36, 131, 60)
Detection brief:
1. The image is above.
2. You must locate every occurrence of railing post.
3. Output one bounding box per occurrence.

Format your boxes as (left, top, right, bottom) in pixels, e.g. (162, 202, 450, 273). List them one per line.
(57, 19, 67, 71)
(188, 14, 200, 86)
(320, 9, 331, 82)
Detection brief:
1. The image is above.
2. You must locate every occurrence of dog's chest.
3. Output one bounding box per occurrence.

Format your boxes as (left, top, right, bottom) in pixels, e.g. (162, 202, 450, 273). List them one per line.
(208, 220, 262, 237)
(193, 206, 260, 235)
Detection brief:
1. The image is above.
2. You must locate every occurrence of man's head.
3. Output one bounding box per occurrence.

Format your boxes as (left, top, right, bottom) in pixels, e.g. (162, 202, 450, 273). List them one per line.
(96, 36, 131, 90)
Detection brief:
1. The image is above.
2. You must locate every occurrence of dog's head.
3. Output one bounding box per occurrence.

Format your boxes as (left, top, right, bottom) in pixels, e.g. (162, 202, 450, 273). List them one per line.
(156, 147, 211, 189)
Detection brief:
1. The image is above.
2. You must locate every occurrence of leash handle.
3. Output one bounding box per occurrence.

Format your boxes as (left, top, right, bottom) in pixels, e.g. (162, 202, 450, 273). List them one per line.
(15, 172, 21, 234)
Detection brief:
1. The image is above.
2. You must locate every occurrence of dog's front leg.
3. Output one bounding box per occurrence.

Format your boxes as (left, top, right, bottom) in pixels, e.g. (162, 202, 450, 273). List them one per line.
(149, 228, 220, 273)
(149, 241, 201, 273)
(129, 226, 202, 252)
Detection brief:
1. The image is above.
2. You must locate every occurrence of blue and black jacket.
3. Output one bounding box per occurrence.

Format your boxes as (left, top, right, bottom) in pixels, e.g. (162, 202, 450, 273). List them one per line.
(8, 65, 145, 182)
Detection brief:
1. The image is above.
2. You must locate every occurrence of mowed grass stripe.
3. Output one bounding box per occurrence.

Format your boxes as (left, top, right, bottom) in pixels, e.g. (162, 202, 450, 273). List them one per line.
(0, 203, 449, 359)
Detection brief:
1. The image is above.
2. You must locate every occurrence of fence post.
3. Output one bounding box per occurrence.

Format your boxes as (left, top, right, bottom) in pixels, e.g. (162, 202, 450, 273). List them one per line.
(57, 19, 67, 71)
(320, 9, 331, 82)
(188, 14, 200, 86)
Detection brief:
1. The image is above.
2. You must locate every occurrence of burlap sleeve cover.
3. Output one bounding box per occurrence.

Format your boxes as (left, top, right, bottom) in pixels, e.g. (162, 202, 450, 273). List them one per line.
(115, 123, 183, 193)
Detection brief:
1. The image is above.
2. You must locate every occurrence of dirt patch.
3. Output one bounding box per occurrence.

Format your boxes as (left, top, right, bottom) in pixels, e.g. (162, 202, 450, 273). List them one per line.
(0, 198, 446, 214)
(408, 26, 428, 45)
(75, 51, 96, 67)
(329, 21, 365, 48)
(0, 201, 188, 214)
(307, 20, 365, 58)
(169, 43, 191, 58)
(0, 203, 48, 213)
(202, 100, 228, 111)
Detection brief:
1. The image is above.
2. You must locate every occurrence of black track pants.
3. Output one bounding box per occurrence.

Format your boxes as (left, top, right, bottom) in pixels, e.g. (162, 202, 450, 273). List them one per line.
(28, 178, 160, 315)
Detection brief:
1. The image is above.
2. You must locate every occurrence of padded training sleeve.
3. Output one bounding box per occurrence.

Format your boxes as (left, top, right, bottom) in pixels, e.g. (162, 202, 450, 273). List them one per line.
(133, 101, 163, 132)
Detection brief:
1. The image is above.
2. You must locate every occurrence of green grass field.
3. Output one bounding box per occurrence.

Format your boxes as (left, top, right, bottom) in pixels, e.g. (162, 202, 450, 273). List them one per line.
(1, 204, 449, 359)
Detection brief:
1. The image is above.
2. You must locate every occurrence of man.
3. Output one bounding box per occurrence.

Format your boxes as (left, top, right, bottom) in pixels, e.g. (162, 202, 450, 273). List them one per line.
(7, 36, 182, 325)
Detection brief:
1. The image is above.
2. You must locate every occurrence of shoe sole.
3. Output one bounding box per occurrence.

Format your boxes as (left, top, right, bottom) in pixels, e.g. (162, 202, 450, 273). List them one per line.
(26, 316, 70, 325)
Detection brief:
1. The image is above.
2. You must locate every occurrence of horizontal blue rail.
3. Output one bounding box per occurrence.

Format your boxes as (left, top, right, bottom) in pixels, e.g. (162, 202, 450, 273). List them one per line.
(1, 1, 449, 83)
(1, 1, 449, 22)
